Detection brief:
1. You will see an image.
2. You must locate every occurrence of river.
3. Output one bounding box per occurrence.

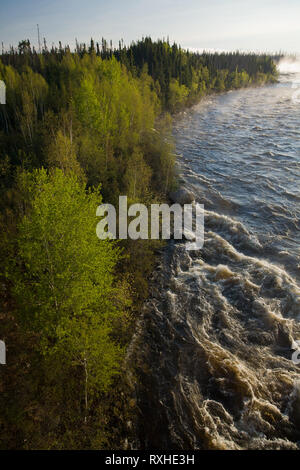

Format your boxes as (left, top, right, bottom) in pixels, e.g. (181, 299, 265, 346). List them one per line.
(130, 71, 300, 450)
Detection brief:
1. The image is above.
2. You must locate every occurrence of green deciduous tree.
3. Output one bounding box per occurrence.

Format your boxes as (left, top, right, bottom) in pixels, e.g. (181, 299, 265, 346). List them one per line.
(9, 168, 125, 420)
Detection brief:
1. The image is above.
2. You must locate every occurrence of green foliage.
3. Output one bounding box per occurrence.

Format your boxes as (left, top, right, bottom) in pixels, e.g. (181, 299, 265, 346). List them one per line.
(2, 168, 128, 447)
(113, 37, 278, 110)
(168, 79, 189, 112)
(12, 169, 120, 341)
(46, 130, 84, 178)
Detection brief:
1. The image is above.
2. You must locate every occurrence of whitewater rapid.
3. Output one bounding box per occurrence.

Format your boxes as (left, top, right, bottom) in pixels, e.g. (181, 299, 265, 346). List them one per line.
(130, 74, 300, 450)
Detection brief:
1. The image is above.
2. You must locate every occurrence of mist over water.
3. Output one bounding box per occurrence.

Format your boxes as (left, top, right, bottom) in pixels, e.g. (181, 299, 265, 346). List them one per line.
(278, 57, 300, 75)
(130, 74, 300, 449)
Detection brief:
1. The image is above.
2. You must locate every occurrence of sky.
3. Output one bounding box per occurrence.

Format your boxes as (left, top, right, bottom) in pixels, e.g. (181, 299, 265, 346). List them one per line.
(0, 0, 300, 54)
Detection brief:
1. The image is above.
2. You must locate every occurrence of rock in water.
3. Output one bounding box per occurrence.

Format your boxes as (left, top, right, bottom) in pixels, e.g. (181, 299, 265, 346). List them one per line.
(169, 188, 195, 205)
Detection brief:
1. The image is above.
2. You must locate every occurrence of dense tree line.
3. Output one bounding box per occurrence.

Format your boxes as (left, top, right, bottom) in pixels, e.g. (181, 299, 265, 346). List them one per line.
(114, 38, 278, 109)
(1, 37, 278, 112)
(0, 38, 278, 449)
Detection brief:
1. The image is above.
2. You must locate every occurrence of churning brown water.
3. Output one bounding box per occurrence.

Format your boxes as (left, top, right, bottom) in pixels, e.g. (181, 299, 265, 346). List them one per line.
(130, 72, 300, 450)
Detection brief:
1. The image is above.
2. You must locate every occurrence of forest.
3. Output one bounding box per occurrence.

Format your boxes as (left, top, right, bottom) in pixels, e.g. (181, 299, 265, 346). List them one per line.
(0, 37, 278, 449)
